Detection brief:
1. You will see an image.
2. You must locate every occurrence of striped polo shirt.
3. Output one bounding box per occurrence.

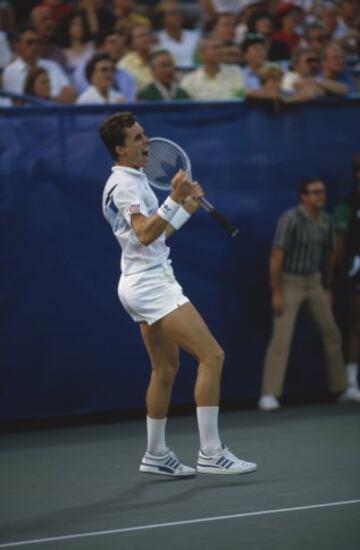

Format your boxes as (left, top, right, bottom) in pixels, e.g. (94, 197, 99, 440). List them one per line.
(273, 205, 335, 275)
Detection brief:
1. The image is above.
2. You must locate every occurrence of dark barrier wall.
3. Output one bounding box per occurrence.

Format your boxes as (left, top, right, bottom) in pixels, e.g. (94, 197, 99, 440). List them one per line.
(1, 100, 360, 422)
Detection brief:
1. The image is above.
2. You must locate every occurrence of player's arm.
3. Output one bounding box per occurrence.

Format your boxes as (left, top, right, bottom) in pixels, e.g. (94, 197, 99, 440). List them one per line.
(270, 247, 285, 315)
(166, 182, 204, 239)
(131, 170, 193, 246)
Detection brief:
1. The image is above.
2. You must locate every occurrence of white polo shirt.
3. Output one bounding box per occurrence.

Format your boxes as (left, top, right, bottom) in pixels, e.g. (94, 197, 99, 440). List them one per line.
(102, 166, 170, 275)
(76, 85, 124, 104)
(2, 56, 71, 96)
(180, 64, 245, 100)
(156, 29, 200, 69)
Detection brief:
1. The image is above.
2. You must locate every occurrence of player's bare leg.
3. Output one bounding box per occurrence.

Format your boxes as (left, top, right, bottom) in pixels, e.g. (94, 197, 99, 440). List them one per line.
(139, 320, 196, 477)
(158, 302, 258, 475)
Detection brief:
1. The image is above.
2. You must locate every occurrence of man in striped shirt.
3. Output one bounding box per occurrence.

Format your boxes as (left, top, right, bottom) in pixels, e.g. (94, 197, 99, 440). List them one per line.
(258, 178, 360, 411)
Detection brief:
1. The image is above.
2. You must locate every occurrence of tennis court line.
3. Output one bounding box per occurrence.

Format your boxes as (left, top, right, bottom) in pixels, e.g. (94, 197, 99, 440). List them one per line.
(0, 498, 359, 548)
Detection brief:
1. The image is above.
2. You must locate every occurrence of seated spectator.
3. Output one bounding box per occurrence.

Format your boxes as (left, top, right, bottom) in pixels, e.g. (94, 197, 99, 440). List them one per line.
(36, 0, 72, 26)
(301, 22, 330, 56)
(241, 32, 268, 91)
(76, 52, 124, 104)
(319, 42, 356, 95)
(112, 0, 152, 34)
(3, 24, 76, 104)
(155, 0, 200, 69)
(281, 47, 323, 95)
(180, 36, 245, 100)
(207, 12, 242, 64)
(0, 30, 12, 70)
(118, 24, 154, 92)
(29, 5, 67, 68)
(258, 63, 321, 103)
(317, 1, 338, 40)
(72, 30, 137, 102)
(75, 0, 115, 36)
(334, 0, 360, 40)
(138, 49, 190, 100)
(24, 66, 51, 101)
(271, 2, 303, 59)
(247, 8, 290, 61)
(234, 0, 267, 44)
(55, 11, 95, 81)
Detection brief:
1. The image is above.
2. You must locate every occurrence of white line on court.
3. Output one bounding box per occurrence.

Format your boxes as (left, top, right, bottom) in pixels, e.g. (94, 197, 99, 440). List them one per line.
(0, 499, 359, 548)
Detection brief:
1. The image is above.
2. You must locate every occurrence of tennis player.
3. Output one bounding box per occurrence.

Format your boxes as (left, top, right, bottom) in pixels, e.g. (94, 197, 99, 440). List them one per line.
(100, 112, 257, 477)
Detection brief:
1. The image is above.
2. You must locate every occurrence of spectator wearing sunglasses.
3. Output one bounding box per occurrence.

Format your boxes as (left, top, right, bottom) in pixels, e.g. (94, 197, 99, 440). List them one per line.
(258, 178, 360, 412)
(281, 47, 323, 96)
(2, 24, 76, 103)
(76, 52, 124, 104)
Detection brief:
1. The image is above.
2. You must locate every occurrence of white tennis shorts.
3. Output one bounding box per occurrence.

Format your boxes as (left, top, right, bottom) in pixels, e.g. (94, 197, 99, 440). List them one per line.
(118, 261, 189, 325)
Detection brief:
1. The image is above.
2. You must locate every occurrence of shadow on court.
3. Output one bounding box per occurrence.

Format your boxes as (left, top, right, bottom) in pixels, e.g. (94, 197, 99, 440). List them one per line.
(1, 404, 359, 549)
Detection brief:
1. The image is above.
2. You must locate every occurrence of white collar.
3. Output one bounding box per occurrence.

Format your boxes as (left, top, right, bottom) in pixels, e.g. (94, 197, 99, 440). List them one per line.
(112, 166, 146, 178)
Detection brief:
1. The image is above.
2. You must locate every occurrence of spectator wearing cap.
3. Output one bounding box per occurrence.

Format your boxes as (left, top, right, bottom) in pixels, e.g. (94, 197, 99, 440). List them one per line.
(271, 3, 303, 59)
(319, 41, 356, 95)
(3, 24, 76, 103)
(118, 24, 154, 92)
(138, 50, 190, 100)
(76, 52, 124, 104)
(29, 5, 67, 68)
(180, 36, 245, 100)
(155, 1, 200, 70)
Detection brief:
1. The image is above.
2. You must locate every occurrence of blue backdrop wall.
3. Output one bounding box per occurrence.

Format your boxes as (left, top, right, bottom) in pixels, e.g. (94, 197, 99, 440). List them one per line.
(1, 100, 359, 422)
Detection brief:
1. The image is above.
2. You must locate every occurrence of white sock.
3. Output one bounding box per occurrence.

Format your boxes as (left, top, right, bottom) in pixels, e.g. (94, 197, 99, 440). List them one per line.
(146, 417, 167, 456)
(197, 406, 222, 456)
(346, 363, 359, 389)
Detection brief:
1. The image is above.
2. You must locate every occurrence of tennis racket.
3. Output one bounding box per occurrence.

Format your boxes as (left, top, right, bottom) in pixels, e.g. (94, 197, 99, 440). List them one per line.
(143, 137, 239, 238)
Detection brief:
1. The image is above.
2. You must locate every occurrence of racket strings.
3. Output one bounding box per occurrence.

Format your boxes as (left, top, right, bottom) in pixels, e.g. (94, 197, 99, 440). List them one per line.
(144, 139, 190, 190)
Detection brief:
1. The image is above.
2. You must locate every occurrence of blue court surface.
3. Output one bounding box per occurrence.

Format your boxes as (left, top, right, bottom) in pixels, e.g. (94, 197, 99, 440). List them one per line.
(1, 403, 359, 550)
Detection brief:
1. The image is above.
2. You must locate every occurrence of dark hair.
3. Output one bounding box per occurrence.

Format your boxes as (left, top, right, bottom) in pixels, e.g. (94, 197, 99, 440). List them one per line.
(247, 9, 273, 33)
(55, 11, 91, 48)
(9, 23, 36, 44)
(150, 48, 173, 66)
(24, 67, 49, 96)
(95, 30, 124, 49)
(85, 53, 113, 82)
(99, 112, 136, 160)
(241, 32, 265, 53)
(298, 177, 324, 196)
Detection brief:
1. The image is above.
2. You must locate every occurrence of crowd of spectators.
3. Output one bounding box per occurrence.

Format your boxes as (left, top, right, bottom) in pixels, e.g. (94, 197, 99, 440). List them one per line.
(0, 0, 359, 106)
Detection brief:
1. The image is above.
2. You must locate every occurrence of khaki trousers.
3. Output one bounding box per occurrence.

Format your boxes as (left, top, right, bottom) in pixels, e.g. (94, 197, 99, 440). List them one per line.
(261, 273, 347, 397)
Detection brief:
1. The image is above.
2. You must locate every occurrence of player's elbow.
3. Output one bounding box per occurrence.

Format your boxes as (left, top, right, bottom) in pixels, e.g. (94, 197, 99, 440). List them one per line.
(137, 232, 154, 246)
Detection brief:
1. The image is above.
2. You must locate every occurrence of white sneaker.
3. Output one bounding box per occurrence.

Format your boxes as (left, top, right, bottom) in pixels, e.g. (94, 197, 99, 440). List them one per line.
(139, 449, 196, 477)
(338, 387, 360, 403)
(258, 395, 281, 411)
(197, 444, 257, 475)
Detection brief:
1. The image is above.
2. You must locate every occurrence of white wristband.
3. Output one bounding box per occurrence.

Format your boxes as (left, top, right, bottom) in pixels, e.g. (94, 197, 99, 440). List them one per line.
(157, 196, 180, 223)
(170, 206, 192, 230)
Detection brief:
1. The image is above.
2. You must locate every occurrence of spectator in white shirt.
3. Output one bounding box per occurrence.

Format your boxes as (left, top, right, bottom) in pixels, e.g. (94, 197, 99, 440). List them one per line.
(155, 0, 200, 69)
(76, 52, 124, 104)
(2, 24, 76, 104)
(180, 36, 245, 100)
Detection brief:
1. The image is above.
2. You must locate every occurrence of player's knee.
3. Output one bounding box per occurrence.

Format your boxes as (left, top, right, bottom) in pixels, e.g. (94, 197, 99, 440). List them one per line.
(152, 363, 179, 386)
(203, 343, 225, 369)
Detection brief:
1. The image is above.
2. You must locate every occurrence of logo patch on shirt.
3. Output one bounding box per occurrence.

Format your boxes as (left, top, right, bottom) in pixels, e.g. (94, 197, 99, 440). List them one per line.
(129, 204, 141, 214)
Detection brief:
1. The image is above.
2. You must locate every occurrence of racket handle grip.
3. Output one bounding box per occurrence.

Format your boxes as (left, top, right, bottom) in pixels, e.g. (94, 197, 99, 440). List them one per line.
(198, 197, 239, 238)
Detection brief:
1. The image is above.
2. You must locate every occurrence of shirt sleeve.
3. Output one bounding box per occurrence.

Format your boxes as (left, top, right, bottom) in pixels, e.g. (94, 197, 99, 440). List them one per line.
(273, 211, 293, 249)
(112, 175, 149, 225)
(333, 202, 352, 232)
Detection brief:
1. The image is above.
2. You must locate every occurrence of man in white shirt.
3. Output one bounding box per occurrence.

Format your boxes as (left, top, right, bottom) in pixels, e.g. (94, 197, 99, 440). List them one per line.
(2, 24, 76, 103)
(180, 36, 245, 99)
(155, 0, 200, 69)
(100, 112, 258, 477)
